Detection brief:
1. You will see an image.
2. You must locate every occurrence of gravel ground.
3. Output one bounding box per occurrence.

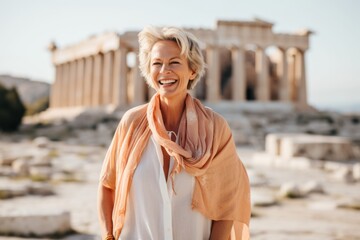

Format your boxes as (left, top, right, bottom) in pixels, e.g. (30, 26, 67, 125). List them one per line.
(0, 142, 359, 240)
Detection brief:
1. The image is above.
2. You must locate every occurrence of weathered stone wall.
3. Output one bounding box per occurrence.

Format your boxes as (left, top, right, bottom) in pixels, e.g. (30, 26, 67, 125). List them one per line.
(19, 103, 360, 154)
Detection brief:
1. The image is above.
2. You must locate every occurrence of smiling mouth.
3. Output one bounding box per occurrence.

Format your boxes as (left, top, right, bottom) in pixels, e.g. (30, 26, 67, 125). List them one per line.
(159, 79, 177, 85)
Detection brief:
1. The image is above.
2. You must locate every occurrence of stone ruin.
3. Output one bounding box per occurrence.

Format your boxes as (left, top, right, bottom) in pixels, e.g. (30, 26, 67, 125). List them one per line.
(48, 18, 312, 110)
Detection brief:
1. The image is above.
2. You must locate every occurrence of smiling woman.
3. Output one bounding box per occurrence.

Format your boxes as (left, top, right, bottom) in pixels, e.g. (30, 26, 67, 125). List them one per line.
(149, 40, 196, 104)
(97, 26, 251, 240)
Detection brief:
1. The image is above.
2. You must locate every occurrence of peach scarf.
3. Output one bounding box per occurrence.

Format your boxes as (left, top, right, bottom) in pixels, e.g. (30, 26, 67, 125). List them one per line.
(100, 93, 251, 239)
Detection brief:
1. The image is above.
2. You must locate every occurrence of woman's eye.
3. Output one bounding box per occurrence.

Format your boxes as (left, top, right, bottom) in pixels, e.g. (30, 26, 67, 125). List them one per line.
(171, 61, 180, 64)
(152, 62, 161, 66)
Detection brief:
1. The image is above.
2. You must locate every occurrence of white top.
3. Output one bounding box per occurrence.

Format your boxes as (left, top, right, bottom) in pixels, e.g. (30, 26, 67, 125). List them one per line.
(119, 135, 211, 240)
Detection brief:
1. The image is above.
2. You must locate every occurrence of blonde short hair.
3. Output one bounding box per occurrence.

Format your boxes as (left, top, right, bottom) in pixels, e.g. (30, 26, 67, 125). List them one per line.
(138, 26, 205, 90)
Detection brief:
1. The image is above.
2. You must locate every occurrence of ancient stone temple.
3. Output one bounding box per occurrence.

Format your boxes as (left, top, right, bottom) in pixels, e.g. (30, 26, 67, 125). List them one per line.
(48, 18, 312, 109)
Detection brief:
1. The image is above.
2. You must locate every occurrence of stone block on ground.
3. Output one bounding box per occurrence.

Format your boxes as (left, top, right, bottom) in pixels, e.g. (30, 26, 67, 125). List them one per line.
(36, 125, 70, 141)
(29, 166, 53, 182)
(278, 182, 304, 199)
(307, 201, 338, 210)
(305, 121, 334, 135)
(0, 166, 15, 177)
(353, 163, 360, 181)
(252, 152, 317, 170)
(247, 170, 267, 187)
(32, 136, 50, 148)
(12, 158, 30, 177)
(69, 109, 106, 129)
(252, 152, 275, 167)
(332, 166, 355, 183)
(265, 133, 304, 156)
(300, 181, 325, 194)
(0, 185, 29, 199)
(29, 150, 52, 167)
(0, 210, 72, 237)
(251, 189, 277, 207)
(278, 134, 353, 161)
(0, 154, 16, 166)
(27, 182, 54, 196)
(338, 198, 360, 211)
(232, 129, 250, 145)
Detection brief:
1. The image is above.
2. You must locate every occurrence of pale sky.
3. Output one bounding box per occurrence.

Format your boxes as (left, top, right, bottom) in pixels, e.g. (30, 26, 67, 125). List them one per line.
(0, 0, 359, 110)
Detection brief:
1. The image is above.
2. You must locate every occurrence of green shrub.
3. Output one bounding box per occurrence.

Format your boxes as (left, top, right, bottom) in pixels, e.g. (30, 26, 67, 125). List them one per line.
(0, 83, 26, 131)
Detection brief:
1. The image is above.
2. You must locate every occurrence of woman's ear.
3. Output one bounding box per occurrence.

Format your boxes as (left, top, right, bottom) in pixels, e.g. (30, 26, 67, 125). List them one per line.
(190, 71, 196, 80)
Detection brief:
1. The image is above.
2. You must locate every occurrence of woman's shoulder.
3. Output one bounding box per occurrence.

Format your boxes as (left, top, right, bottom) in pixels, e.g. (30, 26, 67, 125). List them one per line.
(120, 103, 148, 127)
(203, 106, 228, 127)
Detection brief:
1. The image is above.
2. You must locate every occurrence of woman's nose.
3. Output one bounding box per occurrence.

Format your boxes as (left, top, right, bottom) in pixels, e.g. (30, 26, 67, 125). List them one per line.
(160, 63, 170, 73)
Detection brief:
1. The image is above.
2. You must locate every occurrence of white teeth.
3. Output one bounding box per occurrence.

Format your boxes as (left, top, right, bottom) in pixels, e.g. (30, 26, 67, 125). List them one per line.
(159, 80, 176, 85)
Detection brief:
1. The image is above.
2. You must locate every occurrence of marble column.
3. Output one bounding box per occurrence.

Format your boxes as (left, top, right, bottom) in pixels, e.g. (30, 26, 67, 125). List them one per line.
(255, 47, 269, 101)
(295, 49, 307, 107)
(231, 46, 246, 101)
(75, 59, 85, 106)
(278, 48, 289, 101)
(287, 50, 296, 101)
(83, 56, 94, 106)
(112, 47, 128, 106)
(102, 51, 114, 105)
(69, 61, 78, 107)
(132, 54, 146, 105)
(92, 54, 103, 106)
(206, 46, 220, 102)
(62, 63, 71, 107)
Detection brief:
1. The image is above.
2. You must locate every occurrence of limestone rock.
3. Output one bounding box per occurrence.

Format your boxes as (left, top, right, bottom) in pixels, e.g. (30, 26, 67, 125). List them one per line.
(307, 201, 338, 210)
(30, 150, 52, 167)
(0, 186, 28, 199)
(332, 166, 355, 183)
(352, 145, 360, 159)
(0, 155, 17, 166)
(69, 109, 106, 129)
(0, 210, 72, 237)
(301, 181, 325, 194)
(266, 133, 285, 156)
(0, 166, 15, 177)
(338, 198, 360, 211)
(29, 166, 53, 182)
(278, 182, 303, 198)
(27, 183, 54, 196)
(252, 152, 275, 167)
(279, 134, 353, 161)
(12, 158, 30, 177)
(36, 125, 70, 141)
(247, 170, 267, 186)
(353, 163, 360, 181)
(232, 129, 250, 145)
(305, 121, 333, 135)
(32, 136, 50, 148)
(51, 172, 83, 183)
(323, 161, 348, 172)
(252, 189, 277, 207)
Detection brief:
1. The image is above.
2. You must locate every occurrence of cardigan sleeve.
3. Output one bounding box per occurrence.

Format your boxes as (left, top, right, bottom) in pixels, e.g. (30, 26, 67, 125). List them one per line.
(99, 121, 123, 190)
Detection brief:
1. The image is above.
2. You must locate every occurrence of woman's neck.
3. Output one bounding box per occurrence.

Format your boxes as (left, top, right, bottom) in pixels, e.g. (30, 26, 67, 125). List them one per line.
(159, 93, 187, 133)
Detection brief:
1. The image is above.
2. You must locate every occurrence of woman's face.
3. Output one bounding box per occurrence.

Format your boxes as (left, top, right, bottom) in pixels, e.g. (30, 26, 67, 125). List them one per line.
(150, 40, 195, 99)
